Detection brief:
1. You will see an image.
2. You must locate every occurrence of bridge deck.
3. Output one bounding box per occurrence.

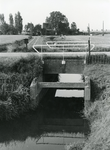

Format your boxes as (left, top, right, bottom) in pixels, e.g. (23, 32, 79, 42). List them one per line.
(38, 82, 85, 89)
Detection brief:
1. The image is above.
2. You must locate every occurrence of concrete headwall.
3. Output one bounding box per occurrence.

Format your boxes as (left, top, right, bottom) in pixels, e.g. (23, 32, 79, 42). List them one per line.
(42, 53, 85, 74)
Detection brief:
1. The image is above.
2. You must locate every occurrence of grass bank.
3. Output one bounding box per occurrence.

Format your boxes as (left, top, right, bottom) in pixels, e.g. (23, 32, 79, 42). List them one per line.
(0, 55, 43, 120)
(68, 64, 110, 150)
(0, 35, 33, 52)
(82, 64, 110, 150)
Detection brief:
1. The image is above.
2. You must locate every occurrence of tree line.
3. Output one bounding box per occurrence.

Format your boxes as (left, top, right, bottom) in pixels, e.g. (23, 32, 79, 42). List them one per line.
(24, 11, 81, 35)
(0, 11, 82, 35)
(0, 12, 22, 34)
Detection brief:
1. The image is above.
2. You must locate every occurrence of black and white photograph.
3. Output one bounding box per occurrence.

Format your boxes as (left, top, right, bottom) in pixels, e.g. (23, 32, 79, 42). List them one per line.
(0, 0, 110, 149)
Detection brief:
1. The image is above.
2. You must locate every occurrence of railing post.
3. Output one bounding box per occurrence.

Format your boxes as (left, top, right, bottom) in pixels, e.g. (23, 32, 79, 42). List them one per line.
(41, 45, 44, 64)
(88, 37, 91, 58)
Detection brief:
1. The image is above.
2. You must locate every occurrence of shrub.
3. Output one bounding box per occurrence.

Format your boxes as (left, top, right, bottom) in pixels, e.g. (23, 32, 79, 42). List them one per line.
(0, 85, 30, 120)
(0, 55, 43, 120)
(0, 44, 7, 52)
(13, 47, 35, 52)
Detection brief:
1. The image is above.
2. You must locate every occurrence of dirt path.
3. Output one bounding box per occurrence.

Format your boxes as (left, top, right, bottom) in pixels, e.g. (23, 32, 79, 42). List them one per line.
(27, 36, 39, 49)
(28, 36, 45, 49)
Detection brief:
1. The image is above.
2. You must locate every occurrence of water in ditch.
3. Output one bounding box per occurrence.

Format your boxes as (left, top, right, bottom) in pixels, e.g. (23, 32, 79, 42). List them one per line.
(0, 74, 89, 150)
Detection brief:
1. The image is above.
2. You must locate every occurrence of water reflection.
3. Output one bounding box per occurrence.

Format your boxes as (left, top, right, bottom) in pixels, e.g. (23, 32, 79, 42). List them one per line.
(0, 109, 88, 150)
(0, 74, 89, 150)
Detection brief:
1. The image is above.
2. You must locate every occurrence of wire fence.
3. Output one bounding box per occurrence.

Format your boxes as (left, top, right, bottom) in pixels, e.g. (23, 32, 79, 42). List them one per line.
(86, 54, 110, 64)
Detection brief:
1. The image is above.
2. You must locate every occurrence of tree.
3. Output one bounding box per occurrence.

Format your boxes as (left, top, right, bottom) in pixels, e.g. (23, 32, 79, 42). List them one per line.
(0, 14, 5, 25)
(34, 24, 42, 35)
(24, 23, 34, 35)
(71, 22, 77, 31)
(0, 22, 10, 34)
(0, 14, 10, 34)
(15, 11, 23, 34)
(0, 14, 5, 34)
(70, 22, 80, 35)
(8, 13, 16, 34)
(71, 22, 78, 34)
(0, 13, 18, 35)
(46, 11, 69, 34)
(58, 21, 69, 35)
(9, 14, 14, 26)
(87, 24, 90, 35)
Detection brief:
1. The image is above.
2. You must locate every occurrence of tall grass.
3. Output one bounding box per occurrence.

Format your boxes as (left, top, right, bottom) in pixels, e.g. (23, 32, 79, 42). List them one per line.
(92, 47, 110, 52)
(0, 55, 43, 120)
(66, 141, 85, 150)
(0, 36, 33, 52)
(0, 44, 7, 52)
(68, 64, 110, 150)
(82, 64, 110, 150)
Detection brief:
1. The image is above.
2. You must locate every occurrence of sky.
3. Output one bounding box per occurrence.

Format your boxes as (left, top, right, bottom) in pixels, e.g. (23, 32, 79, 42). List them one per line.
(0, 0, 110, 31)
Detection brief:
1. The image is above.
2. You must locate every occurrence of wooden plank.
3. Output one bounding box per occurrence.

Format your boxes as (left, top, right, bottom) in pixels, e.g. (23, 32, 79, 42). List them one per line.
(38, 82, 85, 89)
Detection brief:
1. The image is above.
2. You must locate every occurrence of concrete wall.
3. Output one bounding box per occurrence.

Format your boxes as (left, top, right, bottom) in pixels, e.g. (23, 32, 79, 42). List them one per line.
(43, 57, 85, 74)
(84, 76, 91, 111)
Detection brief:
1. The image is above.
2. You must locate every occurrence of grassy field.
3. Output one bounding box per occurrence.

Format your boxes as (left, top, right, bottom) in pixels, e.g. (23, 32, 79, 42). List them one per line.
(0, 34, 110, 53)
(0, 34, 110, 47)
(0, 35, 29, 45)
(35, 35, 110, 53)
(64, 34, 110, 48)
(38, 34, 110, 53)
(82, 64, 110, 150)
(68, 64, 110, 150)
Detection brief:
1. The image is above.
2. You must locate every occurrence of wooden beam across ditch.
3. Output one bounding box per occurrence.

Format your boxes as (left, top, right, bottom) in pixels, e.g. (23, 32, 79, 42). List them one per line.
(38, 82, 85, 89)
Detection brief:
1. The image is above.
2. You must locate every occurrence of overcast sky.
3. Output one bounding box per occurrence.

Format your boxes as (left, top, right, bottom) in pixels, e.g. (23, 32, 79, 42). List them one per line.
(0, 0, 110, 31)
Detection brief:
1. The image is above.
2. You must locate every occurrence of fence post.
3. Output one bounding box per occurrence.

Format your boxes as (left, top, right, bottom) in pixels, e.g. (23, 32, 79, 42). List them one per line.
(88, 38, 91, 58)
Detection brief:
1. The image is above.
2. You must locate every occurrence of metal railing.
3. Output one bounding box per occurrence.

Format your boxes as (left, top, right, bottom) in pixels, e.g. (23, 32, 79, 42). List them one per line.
(32, 40, 95, 65)
(33, 40, 95, 53)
